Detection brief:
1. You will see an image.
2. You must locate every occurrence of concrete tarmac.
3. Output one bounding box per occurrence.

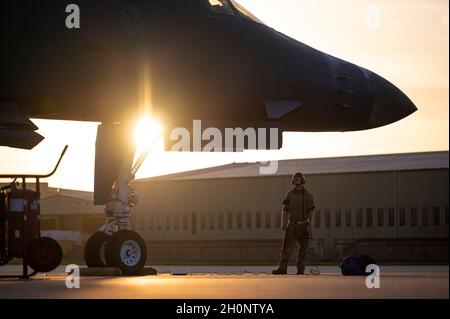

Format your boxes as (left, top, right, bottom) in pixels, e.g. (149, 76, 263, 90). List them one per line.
(0, 265, 448, 299)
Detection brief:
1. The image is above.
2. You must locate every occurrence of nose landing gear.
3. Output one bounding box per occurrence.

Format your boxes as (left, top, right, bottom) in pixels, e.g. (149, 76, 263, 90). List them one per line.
(84, 122, 154, 276)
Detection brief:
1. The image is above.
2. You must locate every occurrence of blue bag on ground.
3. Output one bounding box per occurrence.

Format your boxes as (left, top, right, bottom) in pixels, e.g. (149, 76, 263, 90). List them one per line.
(339, 253, 377, 276)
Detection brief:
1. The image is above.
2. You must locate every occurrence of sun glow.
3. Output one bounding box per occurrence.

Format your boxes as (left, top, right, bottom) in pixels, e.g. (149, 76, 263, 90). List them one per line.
(134, 116, 164, 149)
(132, 116, 166, 176)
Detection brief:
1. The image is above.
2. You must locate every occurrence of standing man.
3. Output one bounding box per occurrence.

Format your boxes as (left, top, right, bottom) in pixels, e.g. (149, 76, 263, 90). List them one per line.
(272, 172, 315, 275)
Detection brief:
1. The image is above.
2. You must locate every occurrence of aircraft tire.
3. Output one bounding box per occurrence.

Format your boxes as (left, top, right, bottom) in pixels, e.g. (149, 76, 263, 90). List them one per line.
(85, 231, 109, 267)
(105, 230, 147, 275)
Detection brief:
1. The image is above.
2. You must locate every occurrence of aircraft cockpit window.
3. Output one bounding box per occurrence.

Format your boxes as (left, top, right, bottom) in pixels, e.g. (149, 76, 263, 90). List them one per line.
(230, 0, 265, 25)
(206, 0, 235, 16)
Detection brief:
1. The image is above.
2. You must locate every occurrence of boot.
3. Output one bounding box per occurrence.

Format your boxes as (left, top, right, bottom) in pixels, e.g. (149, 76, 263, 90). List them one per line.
(272, 268, 287, 275)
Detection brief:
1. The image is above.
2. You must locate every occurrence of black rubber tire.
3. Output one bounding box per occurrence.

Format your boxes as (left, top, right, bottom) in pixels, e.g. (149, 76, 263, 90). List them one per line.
(27, 237, 62, 273)
(85, 231, 110, 267)
(105, 230, 147, 275)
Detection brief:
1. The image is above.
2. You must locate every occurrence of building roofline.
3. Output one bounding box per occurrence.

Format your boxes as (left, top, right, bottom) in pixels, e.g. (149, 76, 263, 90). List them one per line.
(134, 151, 449, 183)
(40, 193, 93, 202)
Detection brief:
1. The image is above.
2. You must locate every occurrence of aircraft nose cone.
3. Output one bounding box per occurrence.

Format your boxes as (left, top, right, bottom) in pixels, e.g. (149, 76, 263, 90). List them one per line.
(367, 72, 417, 128)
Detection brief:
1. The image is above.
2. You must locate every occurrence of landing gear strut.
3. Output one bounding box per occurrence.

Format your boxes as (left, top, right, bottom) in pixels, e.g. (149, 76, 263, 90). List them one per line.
(85, 122, 154, 275)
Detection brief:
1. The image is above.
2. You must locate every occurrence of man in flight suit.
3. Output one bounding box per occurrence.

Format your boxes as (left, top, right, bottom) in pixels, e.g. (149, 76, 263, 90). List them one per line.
(272, 172, 315, 275)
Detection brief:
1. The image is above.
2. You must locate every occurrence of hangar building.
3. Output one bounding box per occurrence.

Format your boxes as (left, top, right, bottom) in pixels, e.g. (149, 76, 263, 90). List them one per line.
(131, 151, 449, 263)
